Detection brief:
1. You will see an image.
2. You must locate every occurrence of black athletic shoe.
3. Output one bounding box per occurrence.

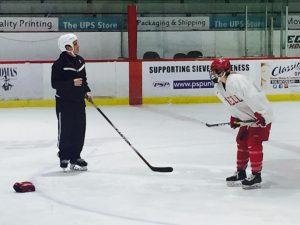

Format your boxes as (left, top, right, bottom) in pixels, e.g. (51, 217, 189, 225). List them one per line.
(70, 158, 88, 171)
(60, 160, 69, 171)
(226, 170, 246, 187)
(242, 172, 262, 189)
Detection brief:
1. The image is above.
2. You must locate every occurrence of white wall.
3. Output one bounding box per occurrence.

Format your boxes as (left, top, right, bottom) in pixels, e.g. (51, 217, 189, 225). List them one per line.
(84, 62, 129, 98)
(0, 62, 129, 100)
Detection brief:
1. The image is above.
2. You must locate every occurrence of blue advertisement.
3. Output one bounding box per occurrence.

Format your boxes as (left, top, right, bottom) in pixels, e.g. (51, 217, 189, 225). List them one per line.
(211, 14, 281, 29)
(59, 16, 124, 31)
(59, 14, 282, 31)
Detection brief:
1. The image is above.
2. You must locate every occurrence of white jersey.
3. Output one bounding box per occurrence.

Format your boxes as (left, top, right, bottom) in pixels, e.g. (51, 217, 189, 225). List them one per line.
(214, 73, 273, 126)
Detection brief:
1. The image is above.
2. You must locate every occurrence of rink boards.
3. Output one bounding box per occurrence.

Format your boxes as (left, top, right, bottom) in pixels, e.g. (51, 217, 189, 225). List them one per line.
(1, 58, 300, 107)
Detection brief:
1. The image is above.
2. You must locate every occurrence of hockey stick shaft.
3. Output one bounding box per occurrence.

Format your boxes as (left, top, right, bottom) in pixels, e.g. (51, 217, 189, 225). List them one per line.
(91, 102, 173, 173)
(206, 122, 230, 127)
(206, 119, 256, 127)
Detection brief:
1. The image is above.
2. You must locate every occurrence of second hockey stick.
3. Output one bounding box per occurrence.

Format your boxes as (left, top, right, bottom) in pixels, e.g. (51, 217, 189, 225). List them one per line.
(206, 119, 256, 127)
(91, 102, 173, 173)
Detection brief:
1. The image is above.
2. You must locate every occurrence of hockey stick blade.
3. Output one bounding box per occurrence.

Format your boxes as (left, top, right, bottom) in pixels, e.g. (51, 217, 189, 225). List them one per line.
(151, 166, 173, 173)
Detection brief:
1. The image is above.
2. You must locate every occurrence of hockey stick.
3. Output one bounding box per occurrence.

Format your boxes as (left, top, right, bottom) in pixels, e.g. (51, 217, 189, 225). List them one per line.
(205, 122, 230, 127)
(205, 119, 256, 127)
(91, 102, 173, 173)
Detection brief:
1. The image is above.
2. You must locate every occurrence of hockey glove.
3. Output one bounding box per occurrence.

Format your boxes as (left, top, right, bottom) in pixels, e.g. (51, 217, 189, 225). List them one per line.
(230, 116, 241, 129)
(254, 112, 266, 127)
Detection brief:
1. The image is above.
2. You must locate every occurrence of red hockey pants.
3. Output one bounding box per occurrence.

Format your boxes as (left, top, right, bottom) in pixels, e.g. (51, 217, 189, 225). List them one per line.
(236, 124, 271, 173)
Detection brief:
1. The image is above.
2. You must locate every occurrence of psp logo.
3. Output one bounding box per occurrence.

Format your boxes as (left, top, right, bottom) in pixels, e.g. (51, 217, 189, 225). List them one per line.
(153, 81, 170, 88)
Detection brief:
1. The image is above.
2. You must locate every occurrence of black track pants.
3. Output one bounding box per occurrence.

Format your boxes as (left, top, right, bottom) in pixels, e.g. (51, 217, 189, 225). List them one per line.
(56, 100, 86, 162)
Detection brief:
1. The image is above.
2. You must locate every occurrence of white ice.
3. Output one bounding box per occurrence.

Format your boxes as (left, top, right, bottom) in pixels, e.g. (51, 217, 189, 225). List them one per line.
(0, 102, 300, 225)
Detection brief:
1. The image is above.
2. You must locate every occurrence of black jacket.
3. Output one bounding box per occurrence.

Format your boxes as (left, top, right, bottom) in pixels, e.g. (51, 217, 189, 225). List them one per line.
(51, 52, 91, 103)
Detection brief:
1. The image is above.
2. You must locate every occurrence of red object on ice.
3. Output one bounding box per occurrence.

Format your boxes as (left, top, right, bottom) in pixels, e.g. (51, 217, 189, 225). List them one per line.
(13, 181, 35, 193)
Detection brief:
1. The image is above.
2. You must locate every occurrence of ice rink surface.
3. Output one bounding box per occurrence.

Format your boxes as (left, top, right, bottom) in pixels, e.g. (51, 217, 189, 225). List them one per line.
(1, 102, 300, 225)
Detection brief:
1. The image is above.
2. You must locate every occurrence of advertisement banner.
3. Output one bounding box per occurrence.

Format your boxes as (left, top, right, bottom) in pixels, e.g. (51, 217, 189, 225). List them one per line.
(142, 60, 259, 97)
(260, 59, 300, 93)
(0, 64, 43, 100)
(0, 17, 58, 31)
(211, 14, 281, 29)
(288, 15, 300, 29)
(137, 17, 209, 31)
(59, 17, 123, 31)
(287, 30, 300, 56)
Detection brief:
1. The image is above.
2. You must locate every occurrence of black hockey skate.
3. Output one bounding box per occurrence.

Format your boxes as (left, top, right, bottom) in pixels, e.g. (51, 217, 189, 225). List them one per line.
(226, 170, 246, 187)
(242, 172, 262, 189)
(60, 160, 69, 172)
(70, 158, 88, 171)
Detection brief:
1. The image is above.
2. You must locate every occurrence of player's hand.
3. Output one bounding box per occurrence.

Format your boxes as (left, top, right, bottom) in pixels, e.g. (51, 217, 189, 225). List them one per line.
(85, 92, 93, 103)
(254, 112, 266, 127)
(230, 116, 241, 129)
(74, 78, 82, 86)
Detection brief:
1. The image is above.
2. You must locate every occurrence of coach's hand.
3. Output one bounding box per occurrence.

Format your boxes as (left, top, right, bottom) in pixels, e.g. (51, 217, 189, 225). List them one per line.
(74, 78, 82, 86)
(85, 92, 93, 103)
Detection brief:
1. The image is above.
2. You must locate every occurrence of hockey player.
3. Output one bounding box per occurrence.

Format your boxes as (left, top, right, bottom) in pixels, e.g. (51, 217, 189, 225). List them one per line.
(210, 58, 272, 189)
(51, 33, 93, 171)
